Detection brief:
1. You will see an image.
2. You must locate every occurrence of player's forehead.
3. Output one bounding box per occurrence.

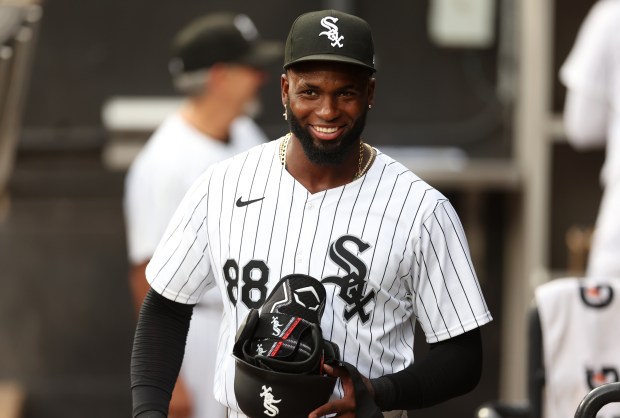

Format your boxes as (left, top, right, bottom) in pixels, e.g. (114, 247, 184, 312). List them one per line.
(286, 61, 372, 89)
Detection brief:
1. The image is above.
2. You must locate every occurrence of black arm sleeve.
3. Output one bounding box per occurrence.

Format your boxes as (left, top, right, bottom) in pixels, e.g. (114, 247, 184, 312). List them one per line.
(130, 288, 195, 418)
(370, 327, 483, 411)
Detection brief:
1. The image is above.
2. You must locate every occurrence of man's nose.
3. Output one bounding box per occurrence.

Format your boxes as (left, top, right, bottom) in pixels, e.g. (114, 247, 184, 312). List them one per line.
(316, 96, 339, 120)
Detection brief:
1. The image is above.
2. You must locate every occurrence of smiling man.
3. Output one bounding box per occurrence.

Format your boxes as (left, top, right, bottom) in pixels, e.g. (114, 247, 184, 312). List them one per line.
(130, 10, 492, 418)
(283, 60, 373, 177)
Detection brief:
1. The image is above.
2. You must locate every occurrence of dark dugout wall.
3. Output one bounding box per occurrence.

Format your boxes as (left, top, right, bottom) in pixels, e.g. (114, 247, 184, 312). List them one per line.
(22, 0, 508, 158)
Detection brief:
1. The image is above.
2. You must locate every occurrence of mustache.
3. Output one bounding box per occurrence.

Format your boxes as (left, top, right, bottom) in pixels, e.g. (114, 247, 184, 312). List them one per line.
(285, 102, 367, 166)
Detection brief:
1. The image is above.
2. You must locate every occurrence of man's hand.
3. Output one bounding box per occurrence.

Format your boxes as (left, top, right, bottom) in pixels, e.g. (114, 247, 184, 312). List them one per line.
(169, 377, 193, 418)
(308, 364, 374, 418)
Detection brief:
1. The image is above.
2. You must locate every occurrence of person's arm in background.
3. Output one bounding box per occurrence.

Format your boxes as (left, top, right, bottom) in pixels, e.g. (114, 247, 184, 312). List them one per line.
(563, 89, 608, 148)
(129, 262, 151, 313)
(560, 0, 615, 149)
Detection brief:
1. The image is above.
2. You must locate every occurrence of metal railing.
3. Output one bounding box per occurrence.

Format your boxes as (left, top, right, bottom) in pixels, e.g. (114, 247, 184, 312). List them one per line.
(574, 382, 620, 418)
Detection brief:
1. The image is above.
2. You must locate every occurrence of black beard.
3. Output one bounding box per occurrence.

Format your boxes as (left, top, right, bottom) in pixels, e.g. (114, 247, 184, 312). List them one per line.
(287, 102, 367, 166)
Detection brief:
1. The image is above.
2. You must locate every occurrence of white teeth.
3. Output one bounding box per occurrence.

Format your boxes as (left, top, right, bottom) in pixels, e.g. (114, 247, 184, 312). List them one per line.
(314, 126, 338, 133)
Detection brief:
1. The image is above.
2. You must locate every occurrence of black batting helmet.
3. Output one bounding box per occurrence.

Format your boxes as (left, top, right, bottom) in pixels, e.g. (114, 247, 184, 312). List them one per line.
(232, 274, 339, 417)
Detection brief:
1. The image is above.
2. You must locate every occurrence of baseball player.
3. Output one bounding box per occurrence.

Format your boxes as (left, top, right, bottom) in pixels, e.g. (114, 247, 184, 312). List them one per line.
(560, 0, 620, 279)
(124, 12, 282, 418)
(130, 10, 492, 418)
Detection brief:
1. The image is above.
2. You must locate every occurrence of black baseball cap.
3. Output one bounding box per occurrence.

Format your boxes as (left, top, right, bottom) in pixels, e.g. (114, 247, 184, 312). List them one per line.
(169, 12, 283, 75)
(284, 10, 375, 73)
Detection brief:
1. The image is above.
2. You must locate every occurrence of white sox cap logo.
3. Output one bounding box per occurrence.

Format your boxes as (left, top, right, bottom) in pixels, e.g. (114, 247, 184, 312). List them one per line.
(323, 235, 374, 323)
(319, 16, 344, 47)
(260, 385, 282, 416)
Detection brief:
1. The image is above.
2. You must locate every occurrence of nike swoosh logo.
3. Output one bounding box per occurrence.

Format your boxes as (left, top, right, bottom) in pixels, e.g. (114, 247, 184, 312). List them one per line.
(236, 196, 265, 207)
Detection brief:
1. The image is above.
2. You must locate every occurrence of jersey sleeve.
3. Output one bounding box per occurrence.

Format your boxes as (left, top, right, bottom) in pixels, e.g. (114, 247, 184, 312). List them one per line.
(560, 1, 620, 148)
(124, 165, 187, 264)
(145, 170, 215, 304)
(413, 200, 492, 344)
(559, 1, 617, 99)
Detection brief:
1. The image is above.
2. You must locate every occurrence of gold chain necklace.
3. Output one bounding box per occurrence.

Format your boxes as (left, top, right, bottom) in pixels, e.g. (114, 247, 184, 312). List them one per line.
(280, 132, 291, 167)
(279, 133, 372, 179)
(355, 143, 374, 179)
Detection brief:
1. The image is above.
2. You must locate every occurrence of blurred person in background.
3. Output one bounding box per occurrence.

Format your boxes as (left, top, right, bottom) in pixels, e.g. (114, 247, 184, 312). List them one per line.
(124, 12, 282, 418)
(560, 0, 620, 278)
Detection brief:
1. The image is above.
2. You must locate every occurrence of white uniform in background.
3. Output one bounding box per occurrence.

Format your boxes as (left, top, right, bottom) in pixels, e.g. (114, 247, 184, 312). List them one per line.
(560, 0, 620, 278)
(124, 113, 266, 418)
(535, 277, 620, 418)
(146, 138, 492, 418)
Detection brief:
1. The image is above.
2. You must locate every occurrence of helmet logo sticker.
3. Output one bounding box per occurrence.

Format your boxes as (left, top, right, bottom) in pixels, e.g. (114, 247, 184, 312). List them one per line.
(260, 385, 282, 417)
(319, 17, 344, 48)
(271, 316, 283, 336)
(293, 286, 322, 311)
(255, 344, 266, 356)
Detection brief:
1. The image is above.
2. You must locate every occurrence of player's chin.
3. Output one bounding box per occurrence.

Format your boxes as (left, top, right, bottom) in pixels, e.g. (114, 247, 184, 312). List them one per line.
(314, 137, 343, 152)
(313, 142, 348, 164)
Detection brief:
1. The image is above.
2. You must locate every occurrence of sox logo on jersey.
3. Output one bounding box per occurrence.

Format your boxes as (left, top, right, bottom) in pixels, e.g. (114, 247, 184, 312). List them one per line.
(323, 235, 374, 323)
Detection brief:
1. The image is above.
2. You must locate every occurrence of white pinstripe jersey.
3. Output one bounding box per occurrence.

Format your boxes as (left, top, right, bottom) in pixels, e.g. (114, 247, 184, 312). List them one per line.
(146, 136, 493, 414)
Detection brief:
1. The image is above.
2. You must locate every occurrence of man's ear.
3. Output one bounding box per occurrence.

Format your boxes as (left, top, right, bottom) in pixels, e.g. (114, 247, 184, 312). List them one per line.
(367, 77, 376, 108)
(208, 63, 228, 81)
(281, 73, 289, 107)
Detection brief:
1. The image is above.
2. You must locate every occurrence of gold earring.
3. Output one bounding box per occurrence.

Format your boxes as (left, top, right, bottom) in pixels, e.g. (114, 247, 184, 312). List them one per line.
(283, 107, 288, 121)
(368, 104, 372, 109)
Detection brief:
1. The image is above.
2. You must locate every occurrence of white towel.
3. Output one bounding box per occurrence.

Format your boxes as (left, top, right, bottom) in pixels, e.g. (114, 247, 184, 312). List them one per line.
(535, 277, 620, 418)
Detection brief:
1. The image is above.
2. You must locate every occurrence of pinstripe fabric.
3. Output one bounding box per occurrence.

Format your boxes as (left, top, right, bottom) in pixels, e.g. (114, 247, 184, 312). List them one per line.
(147, 137, 492, 414)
